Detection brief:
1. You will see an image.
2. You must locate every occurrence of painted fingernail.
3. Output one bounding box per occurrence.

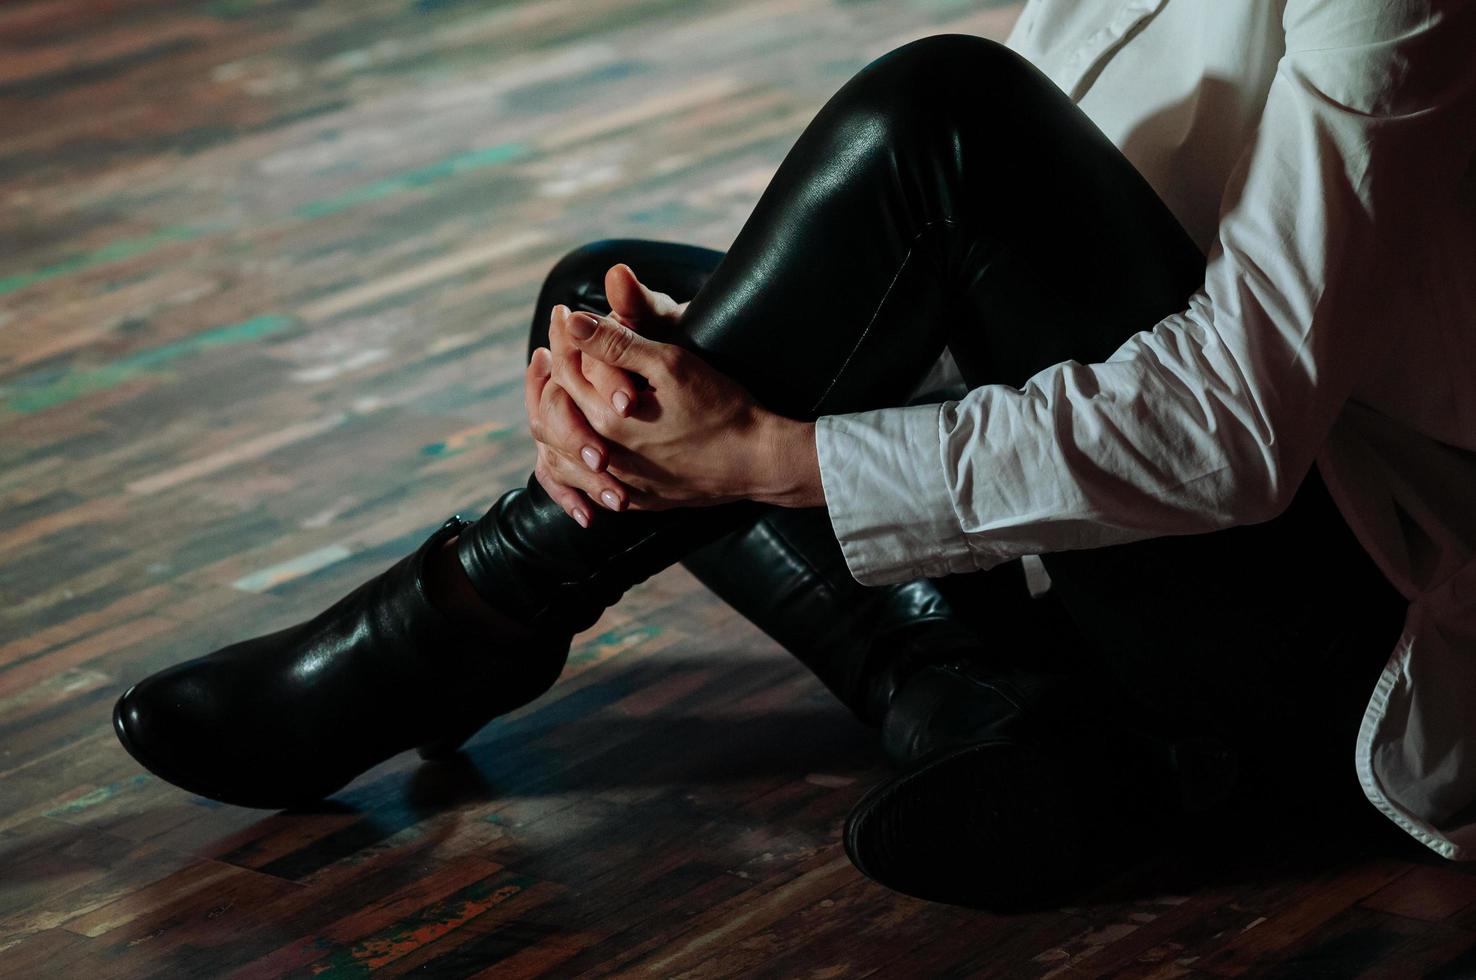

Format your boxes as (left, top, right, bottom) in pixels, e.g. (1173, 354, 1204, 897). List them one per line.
(581, 445, 600, 470)
(569, 313, 598, 339)
(600, 489, 620, 510)
(612, 391, 631, 415)
(572, 508, 589, 528)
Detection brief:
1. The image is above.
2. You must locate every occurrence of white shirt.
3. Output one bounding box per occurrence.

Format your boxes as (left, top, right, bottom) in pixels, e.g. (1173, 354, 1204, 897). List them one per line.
(814, 0, 1476, 859)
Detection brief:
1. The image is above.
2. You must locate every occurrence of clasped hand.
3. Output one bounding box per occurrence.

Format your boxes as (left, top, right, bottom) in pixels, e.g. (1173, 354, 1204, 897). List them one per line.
(522, 263, 822, 527)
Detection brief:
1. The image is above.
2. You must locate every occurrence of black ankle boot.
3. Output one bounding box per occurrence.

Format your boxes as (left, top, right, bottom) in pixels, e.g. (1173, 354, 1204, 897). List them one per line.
(115, 472, 769, 809)
(113, 517, 573, 809)
(846, 661, 1113, 909)
(843, 659, 1241, 910)
(678, 503, 985, 727)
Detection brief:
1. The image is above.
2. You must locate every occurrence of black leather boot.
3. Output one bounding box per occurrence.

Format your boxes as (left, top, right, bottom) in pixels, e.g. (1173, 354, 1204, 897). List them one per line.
(115, 466, 775, 808)
(843, 659, 1240, 910)
(677, 503, 986, 728)
(113, 517, 573, 809)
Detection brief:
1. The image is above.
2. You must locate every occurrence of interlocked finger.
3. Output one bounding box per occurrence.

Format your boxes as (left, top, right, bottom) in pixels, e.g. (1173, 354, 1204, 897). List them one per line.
(536, 382, 630, 511)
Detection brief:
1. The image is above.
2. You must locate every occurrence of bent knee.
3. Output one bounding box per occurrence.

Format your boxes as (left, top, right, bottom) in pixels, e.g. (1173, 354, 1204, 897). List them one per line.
(544, 238, 628, 288)
(843, 33, 1044, 130)
(870, 33, 1033, 89)
(884, 32, 1017, 66)
(530, 240, 615, 356)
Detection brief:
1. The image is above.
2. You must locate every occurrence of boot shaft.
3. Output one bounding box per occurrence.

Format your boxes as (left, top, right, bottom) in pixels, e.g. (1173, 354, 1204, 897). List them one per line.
(456, 474, 767, 635)
(681, 503, 985, 726)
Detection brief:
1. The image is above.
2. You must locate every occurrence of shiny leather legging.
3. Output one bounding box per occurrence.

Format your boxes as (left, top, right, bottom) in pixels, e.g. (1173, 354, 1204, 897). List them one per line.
(521, 34, 1406, 784)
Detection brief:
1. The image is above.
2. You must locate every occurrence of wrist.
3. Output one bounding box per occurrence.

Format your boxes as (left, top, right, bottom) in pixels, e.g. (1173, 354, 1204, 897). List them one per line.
(750, 411, 823, 508)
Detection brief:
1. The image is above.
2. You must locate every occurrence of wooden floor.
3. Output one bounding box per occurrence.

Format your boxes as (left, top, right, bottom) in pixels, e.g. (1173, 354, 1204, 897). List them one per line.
(4, 1, 1476, 976)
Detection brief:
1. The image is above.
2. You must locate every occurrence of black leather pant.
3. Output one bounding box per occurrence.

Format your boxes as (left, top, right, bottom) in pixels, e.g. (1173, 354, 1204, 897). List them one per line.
(518, 35, 1406, 783)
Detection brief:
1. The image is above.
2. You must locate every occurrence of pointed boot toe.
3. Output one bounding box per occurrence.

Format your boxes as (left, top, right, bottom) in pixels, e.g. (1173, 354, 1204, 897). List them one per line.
(112, 517, 571, 809)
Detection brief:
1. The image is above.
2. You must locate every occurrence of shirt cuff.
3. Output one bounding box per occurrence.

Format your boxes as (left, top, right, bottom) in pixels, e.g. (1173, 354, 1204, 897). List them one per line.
(815, 402, 980, 586)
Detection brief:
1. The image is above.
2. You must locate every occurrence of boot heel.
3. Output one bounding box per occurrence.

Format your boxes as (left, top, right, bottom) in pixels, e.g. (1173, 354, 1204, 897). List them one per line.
(418, 714, 491, 761)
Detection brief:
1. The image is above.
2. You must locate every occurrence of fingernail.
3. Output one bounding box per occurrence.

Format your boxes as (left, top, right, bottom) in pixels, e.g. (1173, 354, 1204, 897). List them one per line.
(600, 489, 620, 510)
(581, 445, 600, 470)
(612, 391, 631, 415)
(572, 508, 589, 528)
(569, 313, 598, 339)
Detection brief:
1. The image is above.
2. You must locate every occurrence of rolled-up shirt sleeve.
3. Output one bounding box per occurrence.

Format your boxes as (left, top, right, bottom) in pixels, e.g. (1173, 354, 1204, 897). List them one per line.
(816, 0, 1475, 587)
